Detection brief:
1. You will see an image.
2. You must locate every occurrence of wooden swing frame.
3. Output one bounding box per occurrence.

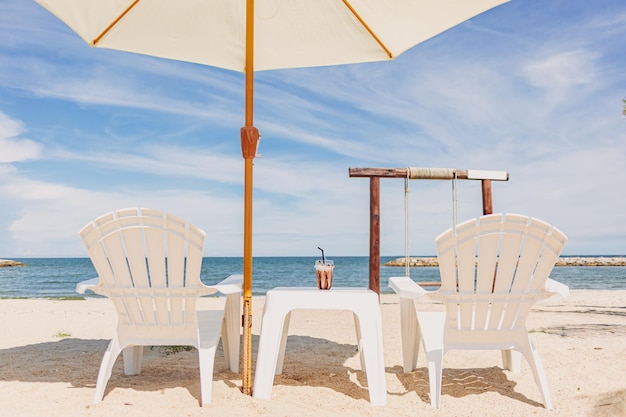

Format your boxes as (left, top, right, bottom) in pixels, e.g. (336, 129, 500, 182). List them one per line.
(349, 167, 509, 294)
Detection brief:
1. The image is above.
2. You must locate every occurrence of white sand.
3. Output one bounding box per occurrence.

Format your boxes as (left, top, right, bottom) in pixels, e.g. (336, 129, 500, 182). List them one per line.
(0, 290, 624, 417)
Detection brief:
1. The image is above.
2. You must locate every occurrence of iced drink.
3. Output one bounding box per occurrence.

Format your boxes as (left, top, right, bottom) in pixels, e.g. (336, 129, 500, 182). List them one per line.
(315, 259, 334, 290)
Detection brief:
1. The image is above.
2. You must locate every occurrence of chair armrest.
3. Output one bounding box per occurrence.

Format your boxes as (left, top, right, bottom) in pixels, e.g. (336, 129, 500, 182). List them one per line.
(76, 277, 99, 294)
(389, 276, 430, 299)
(545, 278, 570, 298)
(212, 274, 243, 295)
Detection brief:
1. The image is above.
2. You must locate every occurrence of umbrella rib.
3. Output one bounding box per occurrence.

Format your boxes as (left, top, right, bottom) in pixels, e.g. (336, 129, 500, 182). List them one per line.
(91, 0, 142, 46)
(341, 0, 393, 59)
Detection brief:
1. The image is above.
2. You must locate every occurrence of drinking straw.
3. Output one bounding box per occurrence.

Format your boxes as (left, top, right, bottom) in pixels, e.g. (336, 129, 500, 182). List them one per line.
(317, 247, 325, 263)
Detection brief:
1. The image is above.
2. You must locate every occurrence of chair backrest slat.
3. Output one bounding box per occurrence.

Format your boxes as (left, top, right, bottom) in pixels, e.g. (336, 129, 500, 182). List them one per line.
(100, 224, 133, 288)
(475, 231, 499, 293)
(437, 232, 458, 293)
(121, 227, 150, 288)
(185, 224, 205, 288)
(493, 230, 523, 293)
(166, 213, 187, 288)
(144, 227, 166, 288)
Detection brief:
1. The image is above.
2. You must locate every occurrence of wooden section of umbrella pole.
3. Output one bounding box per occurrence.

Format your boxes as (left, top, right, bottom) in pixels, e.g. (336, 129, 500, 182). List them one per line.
(349, 167, 509, 294)
(240, 129, 257, 397)
(240, 0, 257, 397)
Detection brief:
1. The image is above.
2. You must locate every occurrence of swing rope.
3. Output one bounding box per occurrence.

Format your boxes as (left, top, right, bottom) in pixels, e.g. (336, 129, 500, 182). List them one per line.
(402, 169, 459, 281)
(452, 170, 458, 233)
(404, 169, 410, 277)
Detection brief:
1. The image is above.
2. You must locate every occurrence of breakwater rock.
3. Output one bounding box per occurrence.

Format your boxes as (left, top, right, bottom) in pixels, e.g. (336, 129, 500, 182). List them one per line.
(0, 259, 25, 267)
(385, 257, 626, 267)
(385, 257, 439, 267)
(555, 257, 626, 266)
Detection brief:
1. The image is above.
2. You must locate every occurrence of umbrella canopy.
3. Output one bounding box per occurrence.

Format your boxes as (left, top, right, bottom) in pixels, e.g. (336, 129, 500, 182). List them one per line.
(35, 0, 507, 71)
(34, 0, 509, 396)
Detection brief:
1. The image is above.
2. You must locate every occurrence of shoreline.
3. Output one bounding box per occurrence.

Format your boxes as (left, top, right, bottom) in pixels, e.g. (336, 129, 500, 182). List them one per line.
(385, 256, 626, 267)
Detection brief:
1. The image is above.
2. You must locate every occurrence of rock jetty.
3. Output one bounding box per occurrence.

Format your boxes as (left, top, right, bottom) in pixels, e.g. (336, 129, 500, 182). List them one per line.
(385, 256, 626, 267)
(0, 259, 25, 267)
(385, 257, 439, 267)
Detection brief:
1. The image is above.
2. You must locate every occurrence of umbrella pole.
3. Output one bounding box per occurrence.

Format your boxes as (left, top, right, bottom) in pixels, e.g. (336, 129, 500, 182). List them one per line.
(241, 156, 255, 396)
(240, 0, 258, 396)
(241, 128, 257, 398)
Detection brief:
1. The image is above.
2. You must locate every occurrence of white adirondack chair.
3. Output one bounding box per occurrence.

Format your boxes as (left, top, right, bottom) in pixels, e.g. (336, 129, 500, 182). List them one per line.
(389, 213, 569, 409)
(76, 208, 242, 406)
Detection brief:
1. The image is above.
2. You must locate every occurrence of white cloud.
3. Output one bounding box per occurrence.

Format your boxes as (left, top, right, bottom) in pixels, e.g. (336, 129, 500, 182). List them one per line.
(0, 112, 43, 162)
(55, 144, 244, 186)
(0, 167, 246, 257)
(521, 50, 597, 103)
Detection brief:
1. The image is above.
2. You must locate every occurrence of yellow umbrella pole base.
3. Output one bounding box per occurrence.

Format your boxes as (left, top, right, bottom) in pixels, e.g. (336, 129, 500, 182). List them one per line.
(241, 297, 253, 395)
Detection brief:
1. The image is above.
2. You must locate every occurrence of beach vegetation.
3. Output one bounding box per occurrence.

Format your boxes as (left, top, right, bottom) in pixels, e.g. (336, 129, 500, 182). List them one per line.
(55, 330, 72, 338)
(151, 345, 194, 355)
(50, 296, 86, 301)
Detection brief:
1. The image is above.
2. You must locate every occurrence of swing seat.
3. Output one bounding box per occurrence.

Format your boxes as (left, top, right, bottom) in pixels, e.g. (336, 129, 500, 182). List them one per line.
(389, 213, 569, 409)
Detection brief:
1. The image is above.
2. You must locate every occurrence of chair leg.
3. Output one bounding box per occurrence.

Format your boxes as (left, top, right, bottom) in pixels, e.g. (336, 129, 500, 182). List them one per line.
(399, 297, 419, 372)
(424, 345, 444, 409)
(94, 336, 123, 403)
(518, 335, 553, 409)
(197, 341, 219, 406)
(416, 312, 446, 409)
(501, 349, 522, 372)
(122, 345, 143, 375)
(197, 309, 226, 406)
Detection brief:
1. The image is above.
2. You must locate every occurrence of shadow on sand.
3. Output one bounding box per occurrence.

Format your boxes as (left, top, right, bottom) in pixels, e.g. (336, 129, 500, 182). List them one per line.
(0, 333, 373, 404)
(390, 365, 544, 408)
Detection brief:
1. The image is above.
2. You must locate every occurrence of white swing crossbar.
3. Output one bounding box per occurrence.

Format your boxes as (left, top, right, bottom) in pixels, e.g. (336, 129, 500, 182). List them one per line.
(466, 169, 509, 181)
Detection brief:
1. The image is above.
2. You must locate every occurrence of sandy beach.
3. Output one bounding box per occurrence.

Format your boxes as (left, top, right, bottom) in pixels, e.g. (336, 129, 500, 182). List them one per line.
(0, 291, 624, 417)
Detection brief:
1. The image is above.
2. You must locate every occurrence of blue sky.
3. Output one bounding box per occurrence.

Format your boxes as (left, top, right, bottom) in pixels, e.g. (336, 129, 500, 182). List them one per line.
(1, 0, 625, 258)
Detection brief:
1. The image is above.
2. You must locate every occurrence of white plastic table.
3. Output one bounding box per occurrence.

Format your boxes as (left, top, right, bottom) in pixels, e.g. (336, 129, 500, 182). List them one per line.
(252, 287, 387, 406)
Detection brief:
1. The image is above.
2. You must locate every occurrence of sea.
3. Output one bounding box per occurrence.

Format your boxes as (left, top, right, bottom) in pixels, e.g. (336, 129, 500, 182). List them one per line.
(1, 256, 625, 299)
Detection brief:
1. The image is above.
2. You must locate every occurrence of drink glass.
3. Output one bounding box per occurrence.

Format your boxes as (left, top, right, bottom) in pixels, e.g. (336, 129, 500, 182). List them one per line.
(315, 259, 334, 290)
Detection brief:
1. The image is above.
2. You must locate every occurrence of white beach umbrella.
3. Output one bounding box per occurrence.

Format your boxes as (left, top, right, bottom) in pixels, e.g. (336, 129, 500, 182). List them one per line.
(34, 0, 510, 395)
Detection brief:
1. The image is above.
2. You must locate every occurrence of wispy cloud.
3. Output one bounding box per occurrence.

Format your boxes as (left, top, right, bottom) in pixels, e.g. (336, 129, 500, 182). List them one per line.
(521, 50, 598, 104)
(0, 112, 43, 162)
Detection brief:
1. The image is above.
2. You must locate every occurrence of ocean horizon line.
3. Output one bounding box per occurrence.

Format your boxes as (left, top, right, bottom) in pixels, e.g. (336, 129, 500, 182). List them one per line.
(3, 254, 625, 260)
